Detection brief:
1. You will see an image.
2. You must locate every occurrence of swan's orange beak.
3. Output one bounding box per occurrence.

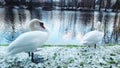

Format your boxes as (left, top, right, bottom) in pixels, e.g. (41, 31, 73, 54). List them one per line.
(40, 22, 45, 29)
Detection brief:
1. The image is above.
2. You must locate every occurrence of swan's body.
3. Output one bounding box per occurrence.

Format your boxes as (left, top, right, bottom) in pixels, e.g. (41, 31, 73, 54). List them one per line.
(6, 19, 49, 63)
(7, 31, 48, 55)
(80, 30, 104, 46)
(80, 21, 104, 48)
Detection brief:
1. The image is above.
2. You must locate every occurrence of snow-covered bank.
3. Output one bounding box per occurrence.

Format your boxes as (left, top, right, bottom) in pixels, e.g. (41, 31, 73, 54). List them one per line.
(0, 45, 120, 68)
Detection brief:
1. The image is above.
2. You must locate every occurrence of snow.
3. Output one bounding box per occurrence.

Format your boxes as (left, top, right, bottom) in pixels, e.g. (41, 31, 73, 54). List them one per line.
(0, 45, 120, 68)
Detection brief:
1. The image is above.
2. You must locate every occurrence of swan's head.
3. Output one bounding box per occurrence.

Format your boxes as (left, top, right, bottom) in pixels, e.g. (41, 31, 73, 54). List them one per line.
(29, 19, 47, 31)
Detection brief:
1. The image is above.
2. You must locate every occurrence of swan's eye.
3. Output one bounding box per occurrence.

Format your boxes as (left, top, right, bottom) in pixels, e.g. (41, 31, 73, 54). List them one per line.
(40, 22, 43, 25)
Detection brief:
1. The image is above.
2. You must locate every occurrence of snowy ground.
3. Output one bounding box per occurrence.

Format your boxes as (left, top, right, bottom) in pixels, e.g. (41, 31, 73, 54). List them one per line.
(0, 45, 120, 68)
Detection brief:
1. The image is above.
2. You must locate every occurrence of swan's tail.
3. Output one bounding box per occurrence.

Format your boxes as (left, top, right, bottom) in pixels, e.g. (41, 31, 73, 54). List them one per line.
(79, 41, 87, 46)
(0, 46, 10, 63)
(0, 46, 13, 58)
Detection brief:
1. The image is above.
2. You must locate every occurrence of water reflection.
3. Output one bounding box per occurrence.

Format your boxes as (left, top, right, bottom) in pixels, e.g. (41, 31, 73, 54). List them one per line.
(0, 8, 120, 45)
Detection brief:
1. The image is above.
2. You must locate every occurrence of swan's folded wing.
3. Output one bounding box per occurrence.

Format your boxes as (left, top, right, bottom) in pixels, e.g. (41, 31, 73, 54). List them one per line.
(7, 31, 47, 53)
(81, 31, 98, 41)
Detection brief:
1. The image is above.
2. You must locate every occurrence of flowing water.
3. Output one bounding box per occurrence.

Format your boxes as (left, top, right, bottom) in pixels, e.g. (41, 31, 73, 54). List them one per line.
(0, 7, 120, 45)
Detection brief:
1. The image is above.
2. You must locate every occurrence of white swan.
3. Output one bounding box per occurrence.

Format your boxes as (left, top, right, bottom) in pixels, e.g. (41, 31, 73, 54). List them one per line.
(6, 19, 49, 63)
(80, 21, 104, 48)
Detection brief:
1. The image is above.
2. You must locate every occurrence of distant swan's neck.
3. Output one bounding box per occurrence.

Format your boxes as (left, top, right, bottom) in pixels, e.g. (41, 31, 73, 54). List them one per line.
(97, 24, 102, 31)
(97, 27, 101, 31)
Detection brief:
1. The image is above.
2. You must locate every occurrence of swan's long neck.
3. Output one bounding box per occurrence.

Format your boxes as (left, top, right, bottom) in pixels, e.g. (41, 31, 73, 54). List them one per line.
(96, 22, 102, 31)
(29, 21, 36, 31)
(97, 25, 102, 31)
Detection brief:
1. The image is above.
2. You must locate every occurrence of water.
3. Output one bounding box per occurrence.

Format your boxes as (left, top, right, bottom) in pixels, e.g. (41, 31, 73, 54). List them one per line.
(0, 8, 120, 45)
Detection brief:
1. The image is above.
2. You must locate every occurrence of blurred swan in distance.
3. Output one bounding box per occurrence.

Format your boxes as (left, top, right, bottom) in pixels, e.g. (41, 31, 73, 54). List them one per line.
(80, 21, 104, 48)
(6, 19, 49, 63)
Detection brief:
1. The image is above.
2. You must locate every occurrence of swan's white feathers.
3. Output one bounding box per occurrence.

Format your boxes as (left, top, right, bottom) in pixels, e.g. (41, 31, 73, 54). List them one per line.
(80, 27, 104, 45)
(6, 19, 49, 56)
(7, 31, 48, 56)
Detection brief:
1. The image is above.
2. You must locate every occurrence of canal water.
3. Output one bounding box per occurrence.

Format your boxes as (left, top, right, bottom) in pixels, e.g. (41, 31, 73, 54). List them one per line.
(0, 8, 120, 45)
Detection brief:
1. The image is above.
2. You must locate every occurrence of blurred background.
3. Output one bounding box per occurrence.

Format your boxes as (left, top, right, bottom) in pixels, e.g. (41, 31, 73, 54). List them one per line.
(0, 0, 120, 45)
